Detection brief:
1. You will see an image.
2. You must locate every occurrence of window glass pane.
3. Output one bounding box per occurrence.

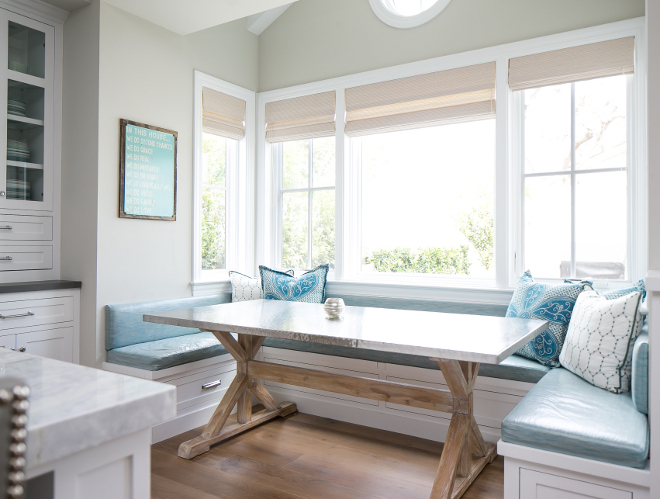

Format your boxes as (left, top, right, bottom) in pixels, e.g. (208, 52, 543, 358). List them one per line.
(283, 140, 309, 189)
(575, 171, 627, 279)
(282, 191, 309, 268)
(202, 133, 226, 187)
(312, 137, 335, 188)
(361, 120, 495, 277)
(524, 175, 571, 278)
(575, 75, 627, 171)
(524, 84, 571, 174)
(312, 189, 335, 268)
(202, 189, 225, 270)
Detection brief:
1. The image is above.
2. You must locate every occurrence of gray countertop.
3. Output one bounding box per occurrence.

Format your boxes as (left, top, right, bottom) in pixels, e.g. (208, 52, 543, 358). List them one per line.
(0, 350, 175, 469)
(145, 299, 548, 365)
(0, 280, 82, 294)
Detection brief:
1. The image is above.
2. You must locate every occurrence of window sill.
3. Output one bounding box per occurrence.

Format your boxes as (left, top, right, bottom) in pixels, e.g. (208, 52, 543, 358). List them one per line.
(191, 279, 231, 296)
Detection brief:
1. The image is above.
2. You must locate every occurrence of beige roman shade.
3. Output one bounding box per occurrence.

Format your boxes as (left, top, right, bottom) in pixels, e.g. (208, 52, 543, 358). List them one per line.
(202, 87, 246, 141)
(265, 91, 336, 143)
(344, 62, 496, 137)
(508, 37, 635, 91)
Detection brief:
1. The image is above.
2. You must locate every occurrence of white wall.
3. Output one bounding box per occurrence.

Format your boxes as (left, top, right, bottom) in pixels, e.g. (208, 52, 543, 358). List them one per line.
(60, 0, 100, 368)
(258, 0, 645, 91)
(60, 1, 259, 366)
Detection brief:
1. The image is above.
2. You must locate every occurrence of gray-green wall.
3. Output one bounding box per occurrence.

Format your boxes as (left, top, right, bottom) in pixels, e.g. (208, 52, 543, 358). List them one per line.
(258, 0, 645, 91)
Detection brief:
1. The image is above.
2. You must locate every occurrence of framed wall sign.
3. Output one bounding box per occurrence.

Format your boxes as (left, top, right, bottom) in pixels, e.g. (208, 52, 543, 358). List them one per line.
(119, 119, 178, 220)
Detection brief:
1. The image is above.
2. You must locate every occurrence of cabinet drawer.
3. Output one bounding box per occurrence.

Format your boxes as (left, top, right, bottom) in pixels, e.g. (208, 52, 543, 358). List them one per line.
(520, 469, 632, 499)
(172, 367, 236, 411)
(16, 326, 73, 363)
(0, 296, 73, 331)
(0, 245, 52, 271)
(0, 335, 16, 351)
(0, 215, 53, 241)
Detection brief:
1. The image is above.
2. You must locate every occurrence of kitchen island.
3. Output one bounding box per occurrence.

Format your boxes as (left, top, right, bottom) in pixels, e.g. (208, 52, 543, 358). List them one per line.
(0, 349, 175, 499)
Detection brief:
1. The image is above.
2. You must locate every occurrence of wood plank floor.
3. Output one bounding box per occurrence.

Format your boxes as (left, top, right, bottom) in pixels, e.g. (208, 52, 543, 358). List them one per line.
(151, 411, 504, 499)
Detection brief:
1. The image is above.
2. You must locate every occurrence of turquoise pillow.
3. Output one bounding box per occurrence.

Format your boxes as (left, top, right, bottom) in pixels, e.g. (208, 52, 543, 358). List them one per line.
(259, 264, 329, 303)
(507, 271, 583, 367)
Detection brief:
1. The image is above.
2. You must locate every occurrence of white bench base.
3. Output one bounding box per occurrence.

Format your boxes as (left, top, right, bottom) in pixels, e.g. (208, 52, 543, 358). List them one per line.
(103, 354, 237, 443)
(498, 440, 650, 499)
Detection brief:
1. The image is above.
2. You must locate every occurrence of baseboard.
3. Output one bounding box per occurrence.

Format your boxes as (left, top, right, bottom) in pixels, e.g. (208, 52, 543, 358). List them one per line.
(265, 383, 503, 444)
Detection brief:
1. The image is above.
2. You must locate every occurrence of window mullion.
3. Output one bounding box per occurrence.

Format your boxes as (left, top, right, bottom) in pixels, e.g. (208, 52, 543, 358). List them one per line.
(570, 83, 577, 278)
(308, 139, 313, 269)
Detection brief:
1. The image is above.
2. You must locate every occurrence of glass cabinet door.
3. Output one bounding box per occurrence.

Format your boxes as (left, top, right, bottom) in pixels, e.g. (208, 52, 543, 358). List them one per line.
(0, 11, 54, 211)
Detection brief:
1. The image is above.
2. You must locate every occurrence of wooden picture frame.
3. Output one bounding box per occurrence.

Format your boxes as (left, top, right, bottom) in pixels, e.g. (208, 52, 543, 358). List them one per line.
(119, 119, 178, 221)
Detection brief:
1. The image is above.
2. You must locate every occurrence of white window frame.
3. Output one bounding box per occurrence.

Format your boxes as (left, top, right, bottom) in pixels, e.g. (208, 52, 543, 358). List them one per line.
(512, 77, 636, 285)
(369, 0, 453, 29)
(256, 17, 646, 304)
(192, 71, 255, 293)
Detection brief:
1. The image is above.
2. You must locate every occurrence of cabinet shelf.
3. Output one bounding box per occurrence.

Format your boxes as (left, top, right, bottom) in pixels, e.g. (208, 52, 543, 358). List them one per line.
(6, 160, 43, 170)
(7, 69, 45, 88)
(7, 115, 44, 130)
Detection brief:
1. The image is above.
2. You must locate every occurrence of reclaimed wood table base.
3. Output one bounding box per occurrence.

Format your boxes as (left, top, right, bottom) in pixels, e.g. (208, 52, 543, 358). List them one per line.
(178, 331, 496, 499)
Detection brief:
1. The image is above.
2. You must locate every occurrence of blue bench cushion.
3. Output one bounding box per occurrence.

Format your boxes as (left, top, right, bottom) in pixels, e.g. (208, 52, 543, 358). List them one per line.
(632, 326, 649, 415)
(106, 332, 228, 371)
(502, 368, 649, 469)
(262, 338, 551, 384)
(105, 295, 230, 350)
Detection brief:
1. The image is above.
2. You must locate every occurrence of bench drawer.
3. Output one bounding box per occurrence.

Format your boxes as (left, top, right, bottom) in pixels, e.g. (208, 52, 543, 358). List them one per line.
(0, 245, 52, 271)
(0, 296, 74, 331)
(172, 366, 237, 411)
(0, 215, 53, 241)
(520, 469, 632, 499)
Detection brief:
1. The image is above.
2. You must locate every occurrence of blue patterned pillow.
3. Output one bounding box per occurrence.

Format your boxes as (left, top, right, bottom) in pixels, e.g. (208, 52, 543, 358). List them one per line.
(259, 264, 329, 303)
(508, 271, 584, 367)
(602, 279, 646, 301)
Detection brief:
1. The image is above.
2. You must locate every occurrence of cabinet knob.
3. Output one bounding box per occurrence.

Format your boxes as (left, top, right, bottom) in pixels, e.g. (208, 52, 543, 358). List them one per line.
(0, 191, 5, 197)
(18, 348, 25, 353)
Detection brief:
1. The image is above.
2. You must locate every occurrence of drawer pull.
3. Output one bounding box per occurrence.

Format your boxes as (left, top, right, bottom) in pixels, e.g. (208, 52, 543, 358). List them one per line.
(0, 256, 12, 261)
(0, 226, 13, 230)
(0, 312, 34, 320)
(18, 348, 25, 353)
(202, 380, 221, 390)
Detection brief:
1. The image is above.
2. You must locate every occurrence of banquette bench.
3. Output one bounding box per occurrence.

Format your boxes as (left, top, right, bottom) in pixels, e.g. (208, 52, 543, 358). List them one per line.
(102, 294, 650, 498)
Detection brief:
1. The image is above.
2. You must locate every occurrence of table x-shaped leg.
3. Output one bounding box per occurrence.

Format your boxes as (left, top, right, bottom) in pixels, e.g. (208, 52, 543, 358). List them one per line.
(178, 332, 297, 459)
(429, 359, 497, 499)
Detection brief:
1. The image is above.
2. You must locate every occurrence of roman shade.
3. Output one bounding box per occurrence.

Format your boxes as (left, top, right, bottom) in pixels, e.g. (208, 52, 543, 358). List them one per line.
(344, 62, 496, 137)
(202, 87, 246, 141)
(508, 37, 635, 91)
(265, 91, 336, 143)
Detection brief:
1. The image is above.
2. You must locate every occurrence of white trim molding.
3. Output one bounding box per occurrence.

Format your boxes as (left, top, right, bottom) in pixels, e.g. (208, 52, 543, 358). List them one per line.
(369, 0, 452, 29)
(0, 0, 68, 25)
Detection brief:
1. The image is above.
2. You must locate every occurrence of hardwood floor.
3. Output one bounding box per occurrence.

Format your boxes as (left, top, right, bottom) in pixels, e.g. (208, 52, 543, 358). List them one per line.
(151, 411, 504, 499)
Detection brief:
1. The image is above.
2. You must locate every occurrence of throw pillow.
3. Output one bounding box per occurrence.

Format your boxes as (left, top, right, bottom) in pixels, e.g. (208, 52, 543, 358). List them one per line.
(507, 271, 583, 367)
(229, 270, 293, 302)
(559, 288, 643, 393)
(259, 264, 329, 303)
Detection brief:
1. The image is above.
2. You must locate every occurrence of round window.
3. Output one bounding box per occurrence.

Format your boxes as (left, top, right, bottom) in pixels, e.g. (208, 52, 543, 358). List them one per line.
(370, 0, 452, 28)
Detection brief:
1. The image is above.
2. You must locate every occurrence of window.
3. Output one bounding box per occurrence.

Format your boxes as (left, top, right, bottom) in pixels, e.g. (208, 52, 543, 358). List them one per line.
(193, 72, 254, 285)
(370, 0, 452, 29)
(519, 81, 629, 281)
(358, 121, 495, 279)
(201, 134, 235, 271)
(276, 137, 336, 270)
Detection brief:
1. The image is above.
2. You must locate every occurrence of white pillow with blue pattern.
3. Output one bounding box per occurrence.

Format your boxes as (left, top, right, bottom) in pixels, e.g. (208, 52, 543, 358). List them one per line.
(559, 282, 644, 393)
(229, 270, 293, 302)
(259, 264, 329, 303)
(507, 270, 584, 367)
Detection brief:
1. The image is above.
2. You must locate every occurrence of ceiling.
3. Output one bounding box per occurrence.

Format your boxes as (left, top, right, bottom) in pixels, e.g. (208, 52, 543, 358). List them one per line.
(39, 0, 298, 35)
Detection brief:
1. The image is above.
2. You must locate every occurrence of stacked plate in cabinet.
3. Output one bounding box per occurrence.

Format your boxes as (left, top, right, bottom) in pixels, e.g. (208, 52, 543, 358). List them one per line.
(6, 179, 30, 200)
(7, 139, 29, 162)
(7, 99, 26, 117)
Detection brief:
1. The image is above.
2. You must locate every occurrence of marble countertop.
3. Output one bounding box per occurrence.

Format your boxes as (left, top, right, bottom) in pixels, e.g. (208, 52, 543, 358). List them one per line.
(145, 300, 548, 365)
(0, 350, 175, 469)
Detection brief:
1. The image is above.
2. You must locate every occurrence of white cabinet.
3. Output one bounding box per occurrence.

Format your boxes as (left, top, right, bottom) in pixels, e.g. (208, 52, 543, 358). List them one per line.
(0, 288, 79, 363)
(0, 1, 64, 283)
(520, 469, 632, 499)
